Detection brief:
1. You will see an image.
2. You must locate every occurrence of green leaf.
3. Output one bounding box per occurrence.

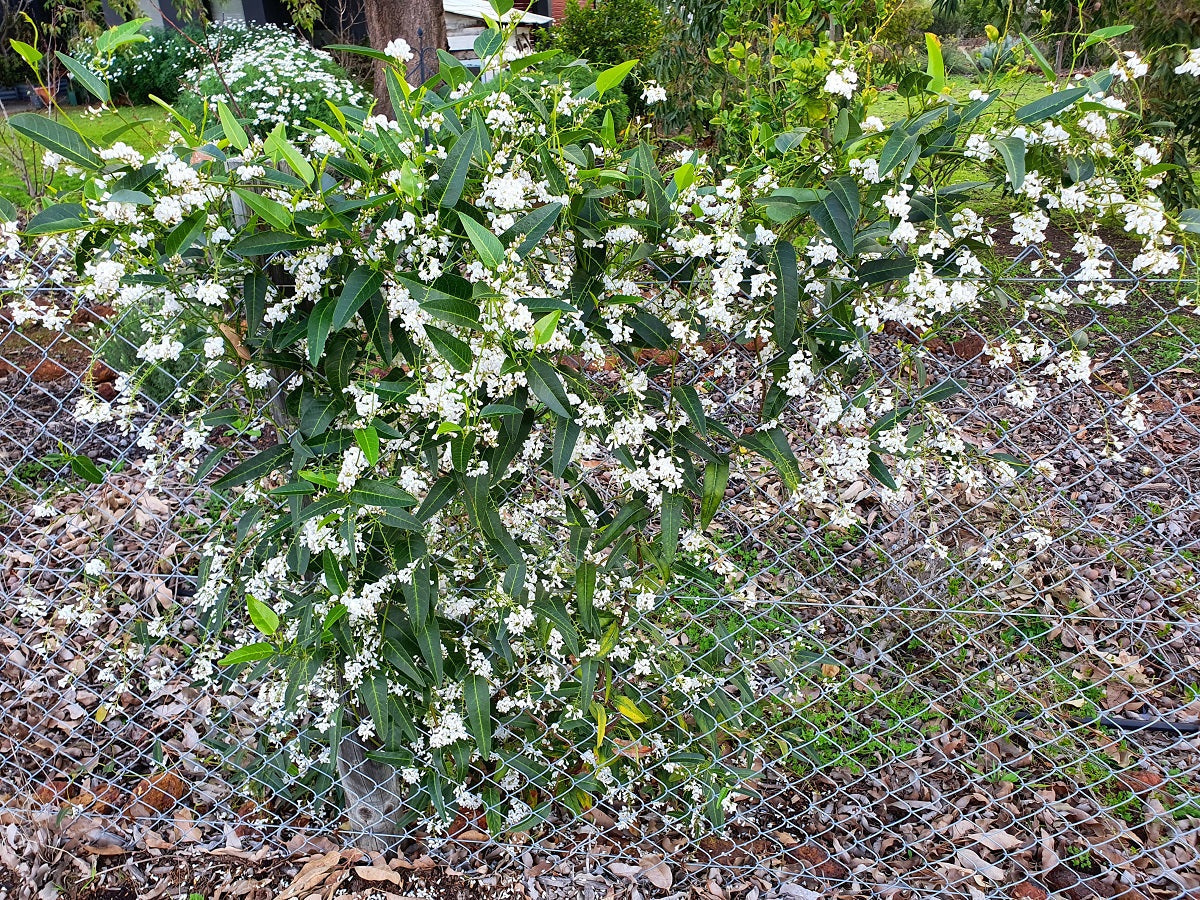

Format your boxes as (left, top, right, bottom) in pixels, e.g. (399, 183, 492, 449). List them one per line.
(464, 674, 493, 756)
(672, 385, 707, 439)
(614, 695, 648, 724)
(593, 499, 648, 552)
(867, 451, 898, 490)
(856, 257, 916, 285)
(551, 413, 579, 476)
(247, 595, 280, 636)
(1014, 87, 1087, 124)
(431, 126, 479, 208)
(810, 177, 859, 258)
(990, 136, 1026, 191)
(264, 123, 315, 184)
(355, 426, 380, 466)
(700, 457, 728, 529)
(925, 33, 945, 94)
(233, 187, 292, 230)
(770, 241, 799, 347)
(474, 27, 505, 61)
(459, 212, 505, 269)
(595, 59, 638, 97)
(360, 671, 390, 736)
(322, 551, 350, 594)
(1019, 34, 1056, 81)
(24, 203, 84, 235)
(418, 294, 481, 331)
(10, 39, 41, 70)
(231, 231, 320, 256)
(500, 201, 563, 258)
(333, 265, 384, 331)
(660, 491, 684, 565)
(350, 480, 418, 515)
(878, 128, 918, 178)
(1180, 209, 1200, 235)
(532, 310, 560, 348)
(740, 428, 800, 491)
(213, 443, 292, 490)
(415, 616, 444, 684)
(56, 52, 109, 103)
(1080, 24, 1134, 51)
(425, 325, 473, 372)
(920, 378, 965, 404)
(0, 197, 15, 222)
(217, 100, 249, 151)
(525, 358, 573, 417)
(162, 208, 206, 257)
(219, 643, 275, 665)
(69, 454, 104, 484)
(9, 113, 96, 169)
(95, 18, 150, 55)
(307, 296, 335, 366)
(533, 597, 580, 655)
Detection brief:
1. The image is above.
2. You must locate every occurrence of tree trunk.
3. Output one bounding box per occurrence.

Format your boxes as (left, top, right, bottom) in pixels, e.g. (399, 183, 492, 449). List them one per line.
(363, 0, 448, 117)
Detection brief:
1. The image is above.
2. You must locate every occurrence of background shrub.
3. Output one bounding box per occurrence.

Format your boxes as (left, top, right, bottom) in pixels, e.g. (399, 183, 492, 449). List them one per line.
(172, 24, 366, 133)
(548, 0, 664, 109)
(872, 0, 935, 79)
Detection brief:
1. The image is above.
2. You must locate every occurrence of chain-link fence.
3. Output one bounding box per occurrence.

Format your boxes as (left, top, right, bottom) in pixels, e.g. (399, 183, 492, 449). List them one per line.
(2, 241, 1199, 899)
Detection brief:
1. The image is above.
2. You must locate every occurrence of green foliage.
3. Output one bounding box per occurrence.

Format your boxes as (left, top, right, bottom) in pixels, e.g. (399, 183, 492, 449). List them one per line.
(551, 0, 664, 67)
(1125, 0, 1200, 203)
(78, 25, 208, 104)
(705, 25, 837, 160)
(871, 0, 935, 79)
(17, 14, 1200, 842)
(649, 0, 727, 133)
(548, 0, 663, 109)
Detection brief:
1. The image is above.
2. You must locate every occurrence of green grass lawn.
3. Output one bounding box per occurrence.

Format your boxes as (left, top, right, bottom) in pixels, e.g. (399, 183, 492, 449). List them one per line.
(868, 72, 1051, 124)
(0, 104, 172, 210)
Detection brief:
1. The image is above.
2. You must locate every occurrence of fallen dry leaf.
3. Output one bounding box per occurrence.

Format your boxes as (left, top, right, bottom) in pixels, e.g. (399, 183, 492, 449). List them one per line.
(956, 848, 1007, 883)
(974, 829, 1023, 852)
(129, 771, 186, 816)
(354, 865, 405, 885)
(277, 849, 345, 900)
(640, 855, 672, 890)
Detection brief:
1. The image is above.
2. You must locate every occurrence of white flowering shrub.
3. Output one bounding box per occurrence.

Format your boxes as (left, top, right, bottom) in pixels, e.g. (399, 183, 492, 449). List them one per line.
(171, 22, 367, 134)
(79, 21, 275, 104)
(4, 14, 1200, 840)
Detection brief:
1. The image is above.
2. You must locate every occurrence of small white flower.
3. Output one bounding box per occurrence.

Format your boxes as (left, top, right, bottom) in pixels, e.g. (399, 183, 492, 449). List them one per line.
(385, 38, 413, 63)
(1175, 47, 1200, 77)
(641, 81, 667, 105)
(824, 62, 858, 99)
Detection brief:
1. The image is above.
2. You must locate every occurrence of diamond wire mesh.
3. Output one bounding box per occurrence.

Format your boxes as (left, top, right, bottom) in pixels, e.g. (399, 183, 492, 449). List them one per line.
(1, 242, 1199, 898)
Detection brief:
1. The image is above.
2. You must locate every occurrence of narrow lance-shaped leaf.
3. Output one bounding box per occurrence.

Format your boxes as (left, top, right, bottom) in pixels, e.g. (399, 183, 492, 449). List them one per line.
(459, 212, 505, 269)
(55, 52, 109, 103)
(217, 100, 249, 151)
(464, 674, 493, 757)
(8, 113, 96, 169)
(700, 457, 728, 529)
(333, 266, 384, 331)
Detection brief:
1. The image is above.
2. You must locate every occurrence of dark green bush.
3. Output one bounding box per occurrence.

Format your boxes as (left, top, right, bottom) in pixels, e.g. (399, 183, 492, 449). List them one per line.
(547, 0, 663, 110)
(872, 0, 935, 79)
(1125, 0, 1200, 205)
(551, 0, 664, 67)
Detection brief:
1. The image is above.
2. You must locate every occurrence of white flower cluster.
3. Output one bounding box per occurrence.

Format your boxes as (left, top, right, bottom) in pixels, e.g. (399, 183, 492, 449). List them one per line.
(181, 24, 366, 132)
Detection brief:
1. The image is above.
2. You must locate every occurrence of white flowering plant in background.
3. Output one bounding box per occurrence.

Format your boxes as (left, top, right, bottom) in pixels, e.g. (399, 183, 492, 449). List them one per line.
(3, 9, 1200, 841)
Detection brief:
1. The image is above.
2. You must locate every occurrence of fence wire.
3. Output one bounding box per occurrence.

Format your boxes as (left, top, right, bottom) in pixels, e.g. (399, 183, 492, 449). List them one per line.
(2, 243, 1199, 899)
